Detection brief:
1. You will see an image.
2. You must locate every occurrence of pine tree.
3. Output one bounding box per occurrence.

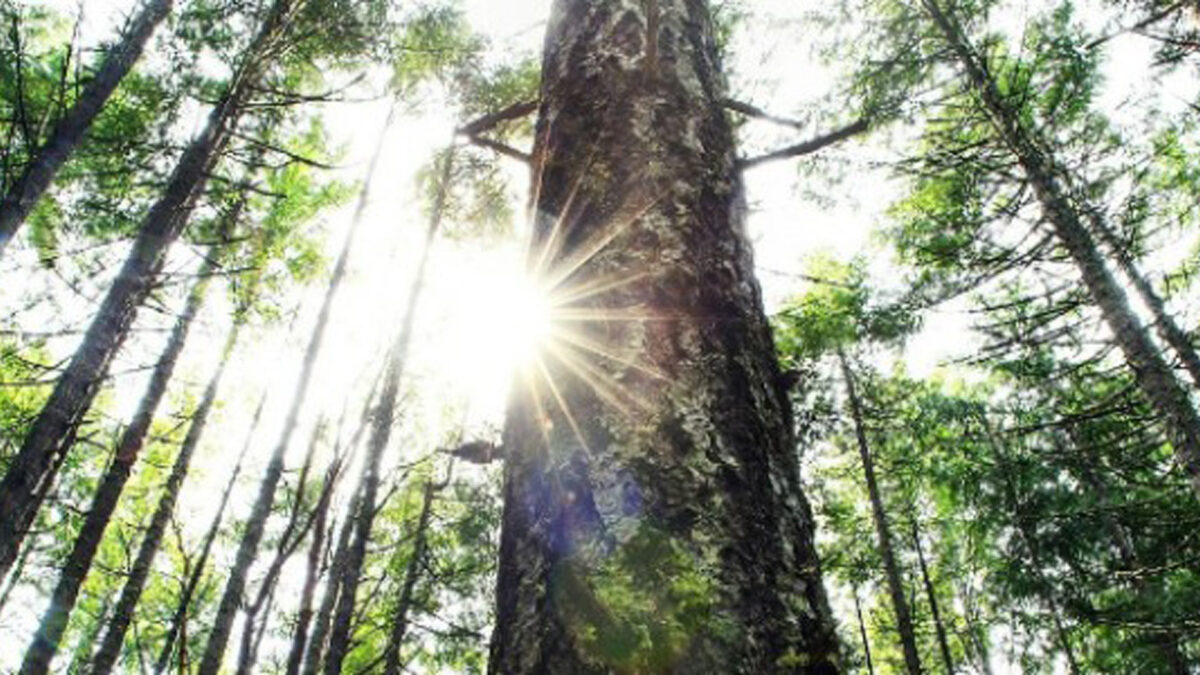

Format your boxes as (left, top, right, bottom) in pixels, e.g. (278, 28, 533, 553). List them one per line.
(489, 1, 841, 671)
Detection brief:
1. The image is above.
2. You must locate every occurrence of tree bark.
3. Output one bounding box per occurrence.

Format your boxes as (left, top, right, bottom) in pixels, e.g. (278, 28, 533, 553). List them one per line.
(910, 519, 955, 675)
(488, 2, 841, 672)
(0, 0, 174, 255)
(381, 471, 448, 675)
(87, 319, 241, 675)
(919, 0, 1200, 502)
(195, 93, 390, 675)
(151, 391, 266, 675)
(322, 144, 451, 675)
(0, 0, 287, 579)
(839, 351, 923, 675)
(853, 585, 875, 675)
(20, 233, 227, 675)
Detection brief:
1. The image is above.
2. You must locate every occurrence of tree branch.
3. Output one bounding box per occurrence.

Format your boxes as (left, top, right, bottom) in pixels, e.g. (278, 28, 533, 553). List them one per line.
(738, 118, 870, 170)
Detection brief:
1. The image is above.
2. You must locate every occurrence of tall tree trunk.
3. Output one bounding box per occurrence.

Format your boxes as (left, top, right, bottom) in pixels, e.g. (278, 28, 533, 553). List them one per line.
(87, 319, 242, 675)
(195, 97, 393, 675)
(301, 493, 362, 675)
(853, 585, 875, 675)
(488, 2, 841, 671)
(0, 0, 173, 255)
(1085, 212, 1200, 389)
(322, 144, 451, 675)
(0, 0, 288, 578)
(20, 232, 228, 675)
(382, 471, 447, 675)
(284, 472, 332, 675)
(919, 0, 1200, 502)
(910, 519, 954, 675)
(151, 391, 266, 675)
(839, 351, 923, 675)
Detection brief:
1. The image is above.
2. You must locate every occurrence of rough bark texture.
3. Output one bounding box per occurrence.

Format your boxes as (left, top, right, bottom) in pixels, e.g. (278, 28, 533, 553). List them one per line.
(839, 351, 922, 675)
(88, 320, 241, 675)
(20, 244, 221, 675)
(0, 0, 173, 255)
(488, 1, 841, 672)
(0, 0, 284, 579)
(920, 0, 1200, 502)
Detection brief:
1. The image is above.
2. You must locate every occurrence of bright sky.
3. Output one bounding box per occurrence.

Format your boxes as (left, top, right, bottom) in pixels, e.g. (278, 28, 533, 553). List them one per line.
(2, 0, 1194, 670)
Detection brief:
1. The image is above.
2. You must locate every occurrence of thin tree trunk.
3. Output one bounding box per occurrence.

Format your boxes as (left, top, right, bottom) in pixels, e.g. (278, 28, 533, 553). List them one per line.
(196, 96, 393, 675)
(920, 0, 1200, 502)
(489, 2, 841, 670)
(88, 322, 242, 673)
(853, 585, 875, 675)
(234, 423, 330, 675)
(322, 144, 452, 675)
(151, 391, 266, 675)
(301, 494, 361, 675)
(911, 519, 955, 674)
(284, 472, 332, 675)
(0, 0, 287, 578)
(1086, 212, 1200, 389)
(0, 0, 173, 255)
(382, 470, 448, 675)
(839, 350, 923, 675)
(978, 414, 1081, 675)
(20, 233, 228, 675)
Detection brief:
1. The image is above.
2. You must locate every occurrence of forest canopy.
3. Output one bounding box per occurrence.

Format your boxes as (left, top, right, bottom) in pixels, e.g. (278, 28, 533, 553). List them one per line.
(0, 0, 1198, 673)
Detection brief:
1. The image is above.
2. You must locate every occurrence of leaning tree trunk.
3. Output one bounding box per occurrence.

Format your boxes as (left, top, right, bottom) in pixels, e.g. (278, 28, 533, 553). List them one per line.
(0, 0, 287, 579)
(488, 1, 841, 671)
(322, 145, 451, 675)
(0, 0, 174, 255)
(852, 585, 875, 675)
(381, 473, 444, 675)
(88, 317, 243, 675)
(151, 391, 266, 675)
(919, 0, 1200, 502)
(839, 351, 923, 675)
(196, 99, 392, 675)
(20, 232, 228, 675)
(910, 518, 954, 675)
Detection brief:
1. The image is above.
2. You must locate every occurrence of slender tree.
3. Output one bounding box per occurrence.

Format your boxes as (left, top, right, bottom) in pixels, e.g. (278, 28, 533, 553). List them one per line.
(0, 0, 292, 580)
(195, 102, 394, 674)
(322, 144, 453, 675)
(839, 350, 923, 675)
(19, 223, 232, 675)
(0, 0, 173, 255)
(489, 1, 841, 671)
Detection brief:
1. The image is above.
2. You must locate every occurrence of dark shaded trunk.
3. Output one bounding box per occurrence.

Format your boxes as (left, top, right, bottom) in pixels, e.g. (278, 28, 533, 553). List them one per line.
(920, 0, 1200, 502)
(20, 236, 226, 675)
(88, 205, 247, 675)
(0, 0, 288, 578)
(301, 493, 362, 675)
(853, 586, 875, 675)
(151, 391, 266, 675)
(196, 93, 387, 675)
(234, 424, 331, 675)
(911, 519, 954, 674)
(488, 2, 841, 672)
(0, 0, 173, 255)
(838, 351, 922, 675)
(382, 472, 446, 675)
(284, 473, 332, 675)
(322, 144, 451, 675)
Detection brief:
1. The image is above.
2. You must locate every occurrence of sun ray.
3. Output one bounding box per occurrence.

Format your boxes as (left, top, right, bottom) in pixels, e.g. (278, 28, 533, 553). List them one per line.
(553, 306, 682, 323)
(542, 192, 666, 292)
(548, 326, 672, 383)
(543, 342, 640, 418)
(534, 354, 590, 456)
(531, 151, 600, 280)
(547, 270, 652, 307)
